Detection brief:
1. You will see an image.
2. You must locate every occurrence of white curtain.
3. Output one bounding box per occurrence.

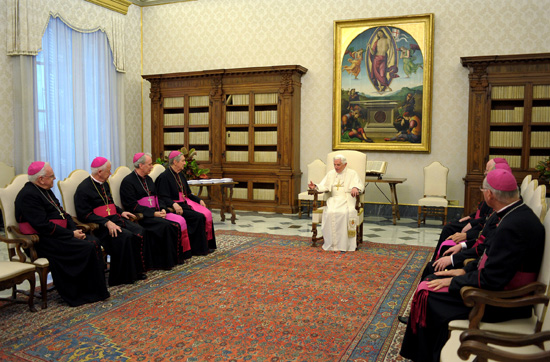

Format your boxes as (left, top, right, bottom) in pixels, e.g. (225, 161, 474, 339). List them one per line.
(33, 16, 125, 195)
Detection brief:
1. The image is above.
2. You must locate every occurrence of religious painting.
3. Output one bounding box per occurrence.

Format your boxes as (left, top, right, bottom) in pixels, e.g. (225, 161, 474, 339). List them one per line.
(333, 14, 434, 152)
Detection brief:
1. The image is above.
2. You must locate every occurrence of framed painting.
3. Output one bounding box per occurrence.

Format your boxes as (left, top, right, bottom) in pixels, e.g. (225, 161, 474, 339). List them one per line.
(333, 14, 434, 152)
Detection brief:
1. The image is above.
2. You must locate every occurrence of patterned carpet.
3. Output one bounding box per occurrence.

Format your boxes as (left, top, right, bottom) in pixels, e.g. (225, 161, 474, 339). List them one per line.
(0, 230, 430, 362)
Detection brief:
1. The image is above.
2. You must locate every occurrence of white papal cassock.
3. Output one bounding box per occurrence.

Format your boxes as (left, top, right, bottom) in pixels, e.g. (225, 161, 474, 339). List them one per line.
(316, 167, 364, 251)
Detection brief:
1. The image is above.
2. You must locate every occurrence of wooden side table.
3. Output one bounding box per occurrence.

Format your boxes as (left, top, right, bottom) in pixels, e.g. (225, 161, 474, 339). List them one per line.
(194, 181, 238, 224)
(364, 177, 407, 225)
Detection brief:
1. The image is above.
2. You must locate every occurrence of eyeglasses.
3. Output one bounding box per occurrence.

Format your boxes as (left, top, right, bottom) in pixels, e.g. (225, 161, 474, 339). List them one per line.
(42, 174, 55, 179)
(479, 187, 487, 192)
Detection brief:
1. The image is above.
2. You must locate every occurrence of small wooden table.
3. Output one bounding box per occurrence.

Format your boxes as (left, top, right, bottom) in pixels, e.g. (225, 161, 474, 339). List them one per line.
(364, 177, 407, 225)
(193, 181, 238, 224)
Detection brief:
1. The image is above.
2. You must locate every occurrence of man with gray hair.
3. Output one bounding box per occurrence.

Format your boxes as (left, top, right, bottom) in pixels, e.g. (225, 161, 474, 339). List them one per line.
(120, 152, 192, 269)
(155, 151, 216, 256)
(75, 157, 147, 286)
(400, 168, 545, 362)
(15, 161, 109, 306)
(308, 154, 364, 251)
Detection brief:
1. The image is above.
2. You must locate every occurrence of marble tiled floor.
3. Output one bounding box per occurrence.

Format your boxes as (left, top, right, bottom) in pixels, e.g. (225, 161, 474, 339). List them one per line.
(213, 210, 443, 249)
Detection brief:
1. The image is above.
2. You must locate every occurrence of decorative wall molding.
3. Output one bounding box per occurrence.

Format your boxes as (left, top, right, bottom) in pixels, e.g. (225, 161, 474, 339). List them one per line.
(85, 0, 132, 15)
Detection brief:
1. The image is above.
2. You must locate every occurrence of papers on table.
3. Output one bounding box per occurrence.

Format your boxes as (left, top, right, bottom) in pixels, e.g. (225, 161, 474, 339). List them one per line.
(188, 178, 234, 185)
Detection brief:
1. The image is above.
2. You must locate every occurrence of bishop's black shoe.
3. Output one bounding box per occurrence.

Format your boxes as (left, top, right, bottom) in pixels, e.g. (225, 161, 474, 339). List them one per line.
(398, 316, 409, 324)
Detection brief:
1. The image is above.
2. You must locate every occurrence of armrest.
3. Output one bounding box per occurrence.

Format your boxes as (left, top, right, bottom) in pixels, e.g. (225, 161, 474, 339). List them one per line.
(129, 213, 143, 222)
(460, 283, 549, 329)
(0, 233, 34, 263)
(72, 216, 99, 233)
(457, 329, 550, 362)
(308, 189, 326, 210)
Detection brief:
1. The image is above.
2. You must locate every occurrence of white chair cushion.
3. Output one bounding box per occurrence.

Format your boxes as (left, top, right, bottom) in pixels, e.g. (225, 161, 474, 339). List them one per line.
(418, 196, 448, 207)
(0, 261, 36, 281)
(448, 313, 538, 334)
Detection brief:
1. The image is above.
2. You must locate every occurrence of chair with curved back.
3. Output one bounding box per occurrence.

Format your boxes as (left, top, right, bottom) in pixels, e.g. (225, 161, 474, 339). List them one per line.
(297, 159, 328, 218)
(520, 174, 533, 196)
(109, 166, 132, 209)
(310, 150, 366, 248)
(149, 164, 166, 182)
(441, 210, 550, 361)
(0, 174, 49, 309)
(58, 169, 91, 221)
(522, 178, 538, 207)
(418, 161, 449, 227)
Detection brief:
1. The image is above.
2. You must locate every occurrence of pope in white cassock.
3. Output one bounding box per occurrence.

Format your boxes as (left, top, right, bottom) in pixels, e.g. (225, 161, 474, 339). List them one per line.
(308, 154, 364, 251)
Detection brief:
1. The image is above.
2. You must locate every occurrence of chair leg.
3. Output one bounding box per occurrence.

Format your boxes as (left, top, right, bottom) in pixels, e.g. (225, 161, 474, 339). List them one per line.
(443, 207, 448, 225)
(306, 201, 311, 218)
(27, 273, 37, 312)
(298, 200, 303, 218)
(417, 206, 422, 227)
(37, 267, 48, 309)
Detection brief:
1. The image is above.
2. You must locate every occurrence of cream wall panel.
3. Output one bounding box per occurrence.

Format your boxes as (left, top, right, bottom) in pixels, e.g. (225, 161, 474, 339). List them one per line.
(0, 5, 14, 166)
(141, 0, 550, 206)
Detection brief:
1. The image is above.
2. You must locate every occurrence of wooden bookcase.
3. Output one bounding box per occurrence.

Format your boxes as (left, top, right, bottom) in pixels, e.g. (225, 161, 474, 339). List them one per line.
(143, 65, 307, 213)
(461, 53, 550, 214)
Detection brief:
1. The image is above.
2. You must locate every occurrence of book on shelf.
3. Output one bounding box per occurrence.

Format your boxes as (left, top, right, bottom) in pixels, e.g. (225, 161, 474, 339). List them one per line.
(164, 97, 184, 108)
(366, 161, 387, 177)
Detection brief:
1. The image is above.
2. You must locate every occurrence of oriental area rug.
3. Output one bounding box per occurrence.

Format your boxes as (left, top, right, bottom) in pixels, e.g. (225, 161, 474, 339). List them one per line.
(0, 230, 430, 362)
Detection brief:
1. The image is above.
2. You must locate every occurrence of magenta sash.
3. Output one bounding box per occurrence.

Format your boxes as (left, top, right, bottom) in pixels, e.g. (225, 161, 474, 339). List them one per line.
(165, 213, 191, 252)
(410, 281, 449, 333)
(435, 239, 457, 260)
(478, 253, 536, 291)
(175, 192, 185, 203)
(93, 204, 117, 217)
(137, 196, 159, 209)
(186, 199, 213, 240)
(19, 219, 68, 235)
(472, 234, 485, 249)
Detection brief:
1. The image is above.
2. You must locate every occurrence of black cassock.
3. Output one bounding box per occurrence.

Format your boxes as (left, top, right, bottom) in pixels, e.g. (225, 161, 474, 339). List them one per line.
(120, 170, 191, 269)
(400, 202, 545, 362)
(155, 167, 217, 256)
(75, 176, 146, 286)
(15, 182, 109, 307)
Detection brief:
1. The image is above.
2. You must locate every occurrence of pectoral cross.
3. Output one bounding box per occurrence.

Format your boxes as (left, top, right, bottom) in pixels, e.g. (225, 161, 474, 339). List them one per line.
(335, 179, 344, 191)
(148, 197, 153, 206)
(60, 211, 65, 220)
(106, 206, 111, 216)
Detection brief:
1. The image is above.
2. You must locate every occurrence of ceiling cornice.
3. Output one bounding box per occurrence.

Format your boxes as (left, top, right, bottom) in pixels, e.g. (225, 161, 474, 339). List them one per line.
(85, 0, 132, 15)
(128, 0, 196, 6)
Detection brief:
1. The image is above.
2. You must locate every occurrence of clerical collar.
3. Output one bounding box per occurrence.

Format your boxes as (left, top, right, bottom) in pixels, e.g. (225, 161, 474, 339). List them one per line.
(495, 199, 521, 214)
(91, 175, 104, 185)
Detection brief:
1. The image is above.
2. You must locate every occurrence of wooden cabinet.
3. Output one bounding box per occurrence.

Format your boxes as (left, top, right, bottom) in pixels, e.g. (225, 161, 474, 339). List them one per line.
(461, 53, 550, 214)
(143, 65, 307, 213)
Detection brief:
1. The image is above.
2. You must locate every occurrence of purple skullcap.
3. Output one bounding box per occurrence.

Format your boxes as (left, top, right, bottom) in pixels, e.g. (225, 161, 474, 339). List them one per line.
(169, 151, 182, 160)
(91, 157, 108, 168)
(494, 162, 512, 173)
(486, 169, 517, 192)
(133, 153, 145, 163)
(28, 161, 45, 176)
(493, 157, 509, 165)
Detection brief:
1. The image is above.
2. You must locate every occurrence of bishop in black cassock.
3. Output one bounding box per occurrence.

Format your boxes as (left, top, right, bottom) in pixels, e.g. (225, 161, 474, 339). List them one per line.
(120, 153, 191, 269)
(74, 157, 146, 286)
(400, 169, 545, 362)
(155, 151, 217, 256)
(15, 161, 109, 307)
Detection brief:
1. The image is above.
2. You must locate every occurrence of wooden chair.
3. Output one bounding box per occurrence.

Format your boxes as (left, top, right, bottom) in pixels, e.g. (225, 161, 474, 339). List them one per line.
(525, 184, 547, 222)
(109, 166, 132, 208)
(418, 161, 449, 227)
(310, 150, 366, 248)
(0, 250, 37, 312)
(149, 164, 165, 182)
(297, 159, 328, 218)
(441, 210, 550, 361)
(0, 174, 50, 309)
(57, 170, 96, 232)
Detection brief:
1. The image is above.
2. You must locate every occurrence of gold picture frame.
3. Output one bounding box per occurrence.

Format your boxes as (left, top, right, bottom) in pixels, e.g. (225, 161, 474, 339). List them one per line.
(333, 14, 434, 152)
